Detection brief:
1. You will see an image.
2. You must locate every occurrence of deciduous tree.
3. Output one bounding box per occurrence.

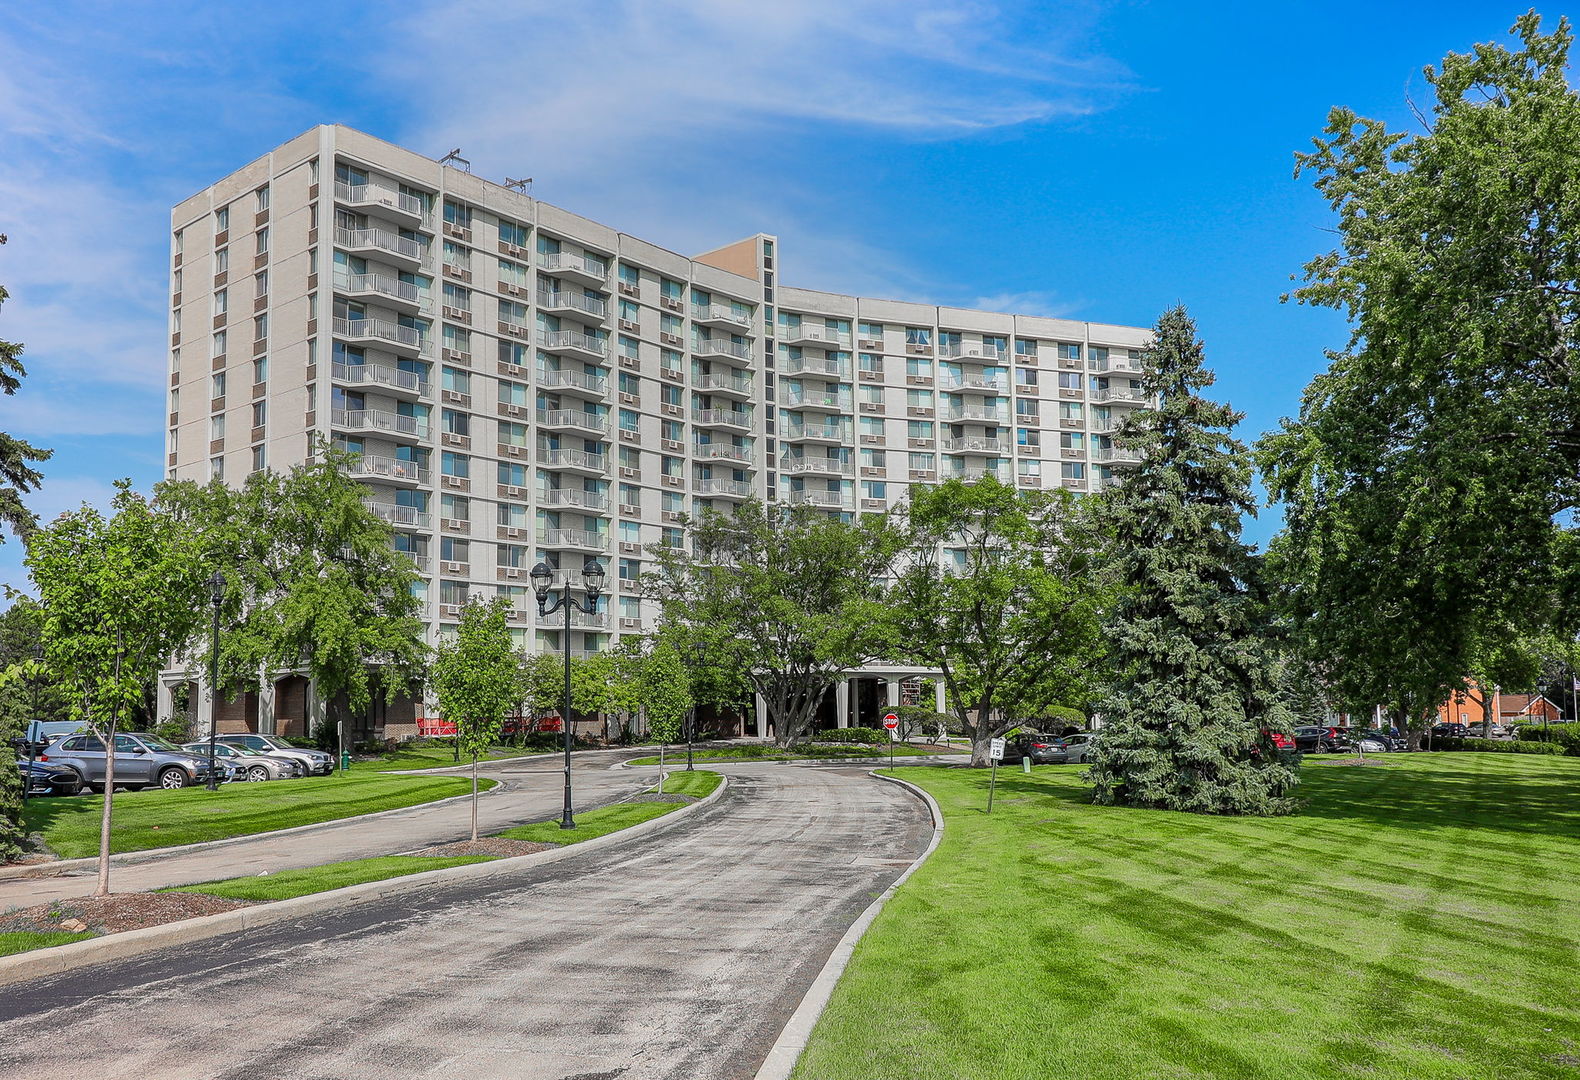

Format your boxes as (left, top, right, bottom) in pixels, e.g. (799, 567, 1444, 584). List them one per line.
(431, 596, 523, 840)
(641, 641, 692, 743)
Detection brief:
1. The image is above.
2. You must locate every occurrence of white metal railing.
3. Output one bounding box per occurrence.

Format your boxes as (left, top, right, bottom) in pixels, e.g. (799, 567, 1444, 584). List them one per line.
(335, 181, 425, 218)
(939, 343, 1007, 361)
(941, 437, 1004, 454)
(335, 227, 425, 262)
(694, 443, 753, 462)
(332, 316, 427, 353)
(781, 422, 848, 441)
(536, 608, 610, 629)
(1090, 355, 1145, 375)
(697, 373, 752, 394)
(693, 409, 752, 428)
(332, 408, 428, 437)
(537, 329, 608, 356)
(538, 251, 609, 280)
(693, 304, 751, 327)
(368, 502, 431, 528)
(693, 478, 751, 497)
(537, 488, 610, 510)
(1093, 387, 1150, 404)
(781, 389, 852, 410)
(942, 374, 1008, 393)
(539, 448, 607, 470)
(783, 457, 853, 476)
(945, 405, 1006, 423)
(537, 289, 608, 319)
(347, 455, 429, 483)
(787, 488, 848, 508)
(784, 356, 850, 378)
(537, 528, 610, 550)
(1093, 447, 1142, 463)
(946, 466, 1011, 483)
(536, 369, 607, 394)
(693, 338, 751, 360)
(536, 409, 609, 432)
(332, 361, 429, 395)
(335, 272, 430, 310)
(779, 324, 848, 347)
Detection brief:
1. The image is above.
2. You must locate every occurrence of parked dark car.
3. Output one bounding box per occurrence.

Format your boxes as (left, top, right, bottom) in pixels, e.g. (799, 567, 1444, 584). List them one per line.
(1429, 722, 1470, 742)
(1293, 726, 1350, 753)
(1350, 728, 1400, 753)
(1001, 732, 1064, 764)
(16, 759, 84, 797)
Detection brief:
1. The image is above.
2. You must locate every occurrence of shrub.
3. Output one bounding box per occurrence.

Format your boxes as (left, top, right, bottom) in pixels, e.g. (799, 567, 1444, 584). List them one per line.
(1513, 724, 1580, 755)
(810, 727, 887, 745)
(1431, 737, 1565, 755)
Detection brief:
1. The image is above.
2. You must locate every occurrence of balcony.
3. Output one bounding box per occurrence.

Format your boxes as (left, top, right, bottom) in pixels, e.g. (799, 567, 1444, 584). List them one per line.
(1089, 355, 1146, 375)
(947, 465, 1011, 483)
(696, 372, 752, 397)
(694, 443, 754, 463)
(537, 488, 610, 511)
(782, 457, 853, 477)
(536, 408, 609, 435)
(535, 608, 610, 630)
(939, 342, 1007, 362)
(1092, 386, 1150, 405)
(332, 361, 430, 400)
(331, 408, 428, 440)
(1093, 446, 1142, 464)
(784, 355, 849, 379)
(537, 528, 610, 552)
(537, 329, 608, 360)
(945, 404, 1005, 423)
(1090, 417, 1119, 433)
(537, 251, 609, 285)
(692, 304, 752, 330)
(692, 478, 752, 499)
(781, 389, 851, 413)
(780, 421, 849, 444)
(538, 447, 608, 474)
(536, 368, 608, 397)
(334, 181, 427, 225)
(335, 227, 426, 270)
(941, 373, 1008, 394)
(692, 337, 752, 363)
(786, 488, 848, 509)
(333, 272, 431, 315)
(779, 324, 847, 349)
(537, 289, 608, 321)
(941, 437, 1004, 455)
(368, 502, 431, 530)
(346, 455, 429, 485)
(692, 408, 752, 432)
(332, 316, 429, 358)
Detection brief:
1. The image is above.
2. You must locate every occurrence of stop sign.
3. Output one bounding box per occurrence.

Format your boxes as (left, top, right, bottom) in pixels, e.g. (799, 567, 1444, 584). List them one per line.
(883, 712, 899, 730)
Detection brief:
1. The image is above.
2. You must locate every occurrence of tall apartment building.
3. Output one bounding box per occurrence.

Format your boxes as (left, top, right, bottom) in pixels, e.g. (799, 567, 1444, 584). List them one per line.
(166, 125, 1151, 735)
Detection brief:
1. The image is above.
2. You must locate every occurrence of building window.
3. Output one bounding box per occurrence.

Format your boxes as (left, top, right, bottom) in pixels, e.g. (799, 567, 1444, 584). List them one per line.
(214, 206, 229, 233)
(255, 227, 269, 255)
(252, 401, 267, 428)
(441, 409, 470, 437)
(444, 201, 473, 228)
(254, 314, 268, 342)
(906, 327, 931, 346)
(499, 218, 528, 247)
(215, 248, 229, 274)
(210, 456, 224, 480)
(210, 415, 225, 440)
(212, 330, 226, 357)
(213, 289, 227, 317)
(1061, 462, 1086, 480)
(250, 445, 266, 473)
(255, 271, 268, 297)
(253, 356, 268, 383)
(1058, 342, 1081, 361)
(211, 372, 226, 399)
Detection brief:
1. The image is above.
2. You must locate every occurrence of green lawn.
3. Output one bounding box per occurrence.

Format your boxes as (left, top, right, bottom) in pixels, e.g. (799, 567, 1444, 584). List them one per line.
(21, 773, 495, 859)
(0, 930, 95, 956)
(650, 769, 724, 799)
(366, 744, 533, 772)
(794, 755, 1580, 1080)
(626, 745, 954, 766)
(501, 802, 681, 845)
(167, 854, 496, 901)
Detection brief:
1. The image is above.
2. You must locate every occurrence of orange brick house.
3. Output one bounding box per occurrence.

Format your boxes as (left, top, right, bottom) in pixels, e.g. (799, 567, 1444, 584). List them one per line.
(1439, 683, 1565, 726)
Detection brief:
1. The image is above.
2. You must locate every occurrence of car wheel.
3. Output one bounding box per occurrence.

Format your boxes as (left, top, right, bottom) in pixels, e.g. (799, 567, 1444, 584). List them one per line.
(158, 767, 189, 790)
(246, 765, 270, 782)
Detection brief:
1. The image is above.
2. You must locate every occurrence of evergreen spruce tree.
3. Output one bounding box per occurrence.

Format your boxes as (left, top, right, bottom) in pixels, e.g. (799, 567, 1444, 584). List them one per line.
(1087, 306, 1299, 815)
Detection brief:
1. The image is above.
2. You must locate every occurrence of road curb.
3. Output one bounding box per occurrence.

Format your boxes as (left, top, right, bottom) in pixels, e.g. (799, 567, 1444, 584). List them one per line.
(752, 770, 945, 1080)
(0, 779, 510, 885)
(0, 773, 728, 988)
(618, 753, 964, 769)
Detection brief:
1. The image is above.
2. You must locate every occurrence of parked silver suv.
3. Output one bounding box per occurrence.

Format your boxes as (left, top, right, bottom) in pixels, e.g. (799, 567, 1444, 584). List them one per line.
(214, 734, 334, 776)
(40, 732, 218, 791)
(182, 741, 301, 781)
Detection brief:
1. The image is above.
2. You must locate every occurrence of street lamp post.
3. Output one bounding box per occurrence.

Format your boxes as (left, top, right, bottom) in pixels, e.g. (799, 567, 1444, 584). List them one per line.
(531, 557, 605, 830)
(205, 569, 225, 792)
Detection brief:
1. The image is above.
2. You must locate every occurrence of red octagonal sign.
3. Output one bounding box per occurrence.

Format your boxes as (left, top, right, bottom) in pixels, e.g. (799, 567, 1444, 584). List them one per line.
(883, 712, 900, 730)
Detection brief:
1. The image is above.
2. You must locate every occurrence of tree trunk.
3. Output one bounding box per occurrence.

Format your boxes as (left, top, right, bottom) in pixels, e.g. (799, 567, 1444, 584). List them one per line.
(1481, 684, 1497, 740)
(470, 757, 478, 842)
(96, 731, 116, 898)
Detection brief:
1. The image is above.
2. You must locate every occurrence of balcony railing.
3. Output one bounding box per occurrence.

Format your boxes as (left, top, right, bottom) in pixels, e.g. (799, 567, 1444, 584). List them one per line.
(537, 252, 609, 281)
(784, 356, 850, 378)
(368, 502, 431, 529)
(537, 488, 610, 510)
(945, 405, 1006, 423)
(537, 528, 610, 551)
(783, 457, 853, 476)
(535, 608, 610, 629)
(334, 272, 431, 311)
(539, 448, 608, 471)
(1093, 446, 1142, 463)
(692, 304, 752, 328)
(332, 408, 428, 438)
(692, 338, 751, 360)
(939, 342, 1007, 361)
(787, 488, 848, 508)
(779, 324, 848, 348)
(697, 373, 752, 395)
(347, 455, 429, 484)
(332, 361, 429, 396)
(1092, 387, 1150, 404)
(941, 437, 1004, 454)
(941, 374, 1008, 393)
(781, 389, 852, 411)
(781, 421, 849, 441)
(536, 369, 608, 394)
(946, 465, 1011, 483)
(537, 289, 608, 319)
(537, 329, 608, 357)
(693, 478, 752, 498)
(335, 227, 426, 263)
(693, 408, 752, 428)
(332, 316, 428, 354)
(536, 408, 609, 433)
(694, 443, 754, 462)
(334, 181, 426, 219)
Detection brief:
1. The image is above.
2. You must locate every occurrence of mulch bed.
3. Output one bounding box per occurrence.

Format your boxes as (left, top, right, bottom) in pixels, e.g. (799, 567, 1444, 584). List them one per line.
(406, 837, 553, 858)
(0, 892, 252, 936)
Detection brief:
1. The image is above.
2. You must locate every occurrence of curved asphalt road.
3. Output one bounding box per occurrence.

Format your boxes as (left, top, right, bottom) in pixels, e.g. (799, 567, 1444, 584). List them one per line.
(0, 764, 931, 1080)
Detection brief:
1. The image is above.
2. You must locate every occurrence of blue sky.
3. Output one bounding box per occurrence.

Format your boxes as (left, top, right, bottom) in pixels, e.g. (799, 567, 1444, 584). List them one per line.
(0, 0, 1547, 590)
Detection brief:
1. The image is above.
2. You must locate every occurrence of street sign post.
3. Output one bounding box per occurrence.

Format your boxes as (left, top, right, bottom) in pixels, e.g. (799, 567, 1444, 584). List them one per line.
(883, 712, 899, 768)
(988, 736, 1006, 813)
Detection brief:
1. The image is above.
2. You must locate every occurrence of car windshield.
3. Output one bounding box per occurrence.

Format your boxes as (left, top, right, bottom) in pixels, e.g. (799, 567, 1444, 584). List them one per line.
(257, 737, 294, 750)
(138, 736, 186, 752)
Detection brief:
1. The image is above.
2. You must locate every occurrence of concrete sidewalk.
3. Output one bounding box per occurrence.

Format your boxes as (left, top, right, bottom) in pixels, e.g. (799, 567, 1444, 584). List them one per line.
(1, 752, 653, 910)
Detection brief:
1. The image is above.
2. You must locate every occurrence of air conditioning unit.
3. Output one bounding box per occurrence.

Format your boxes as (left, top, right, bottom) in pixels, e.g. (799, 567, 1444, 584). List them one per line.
(499, 526, 526, 540)
(441, 475, 466, 489)
(441, 390, 468, 405)
(441, 560, 466, 575)
(619, 319, 639, 333)
(619, 503, 640, 516)
(860, 370, 882, 381)
(499, 403, 526, 418)
(661, 439, 682, 452)
(618, 466, 638, 479)
(906, 375, 930, 385)
(442, 517, 468, 531)
(619, 355, 641, 369)
(618, 392, 638, 406)
(499, 241, 526, 260)
(662, 475, 682, 487)
(859, 402, 882, 413)
(499, 567, 524, 580)
(619, 541, 640, 554)
(907, 344, 931, 355)
(618, 617, 642, 629)
(442, 432, 470, 448)
(861, 498, 884, 510)
(661, 296, 683, 312)
(443, 265, 472, 283)
(660, 332, 683, 347)
(861, 467, 883, 477)
(499, 484, 526, 498)
(444, 223, 471, 241)
(860, 434, 885, 445)
(661, 510, 681, 522)
(859, 338, 882, 350)
(619, 429, 640, 442)
(907, 407, 931, 417)
(439, 603, 460, 617)
(662, 403, 682, 417)
(500, 444, 526, 458)
(618, 282, 640, 298)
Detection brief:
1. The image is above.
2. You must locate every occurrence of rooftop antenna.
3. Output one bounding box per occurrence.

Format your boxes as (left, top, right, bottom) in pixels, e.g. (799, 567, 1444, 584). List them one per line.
(438, 148, 471, 173)
(503, 176, 534, 194)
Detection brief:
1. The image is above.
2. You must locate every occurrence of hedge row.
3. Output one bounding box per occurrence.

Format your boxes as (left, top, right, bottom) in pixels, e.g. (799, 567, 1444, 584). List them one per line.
(809, 727, 889, 745)
(1513, 724, 1580, 755)
(1430, 737, 1566, 756)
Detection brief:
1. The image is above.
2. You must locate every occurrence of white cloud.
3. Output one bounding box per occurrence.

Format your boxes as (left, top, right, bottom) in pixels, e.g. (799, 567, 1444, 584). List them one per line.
(967, 290, 1087, 319)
